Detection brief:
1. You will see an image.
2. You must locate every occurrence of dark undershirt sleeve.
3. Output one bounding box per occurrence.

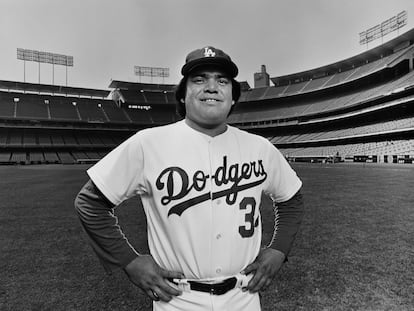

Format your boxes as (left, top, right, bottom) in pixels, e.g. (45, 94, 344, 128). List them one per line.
(267, 190, 305, 259)
(74, 179, 139, 273)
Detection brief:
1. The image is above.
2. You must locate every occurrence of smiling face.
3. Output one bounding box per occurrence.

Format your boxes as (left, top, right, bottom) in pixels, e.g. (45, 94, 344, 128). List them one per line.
(183, 66, 234, 136)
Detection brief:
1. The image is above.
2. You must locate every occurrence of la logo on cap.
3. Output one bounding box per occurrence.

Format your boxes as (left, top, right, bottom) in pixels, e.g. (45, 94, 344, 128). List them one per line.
(203, 47, 216, 57)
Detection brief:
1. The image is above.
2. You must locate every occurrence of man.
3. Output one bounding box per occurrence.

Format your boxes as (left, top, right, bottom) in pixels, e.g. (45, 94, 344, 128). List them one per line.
(75, 46, 304, 311)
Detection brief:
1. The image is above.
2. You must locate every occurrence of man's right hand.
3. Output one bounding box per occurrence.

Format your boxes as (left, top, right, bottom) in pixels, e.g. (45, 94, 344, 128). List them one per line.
(124, 255, 184, 302)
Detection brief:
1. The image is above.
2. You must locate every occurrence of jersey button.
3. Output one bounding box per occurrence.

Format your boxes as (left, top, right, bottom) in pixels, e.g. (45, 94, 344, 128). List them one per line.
(215, 268, 222, 274)
(216, 233, 222, 239)
(216, 199, 221, 205)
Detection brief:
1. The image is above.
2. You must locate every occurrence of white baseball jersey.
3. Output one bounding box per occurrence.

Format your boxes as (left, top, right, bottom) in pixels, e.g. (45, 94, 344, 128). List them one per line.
(87, 119, 302, 310)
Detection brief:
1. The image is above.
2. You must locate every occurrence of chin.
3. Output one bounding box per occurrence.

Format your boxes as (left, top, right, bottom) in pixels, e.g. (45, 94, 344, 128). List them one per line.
(202, 118, 227, 129)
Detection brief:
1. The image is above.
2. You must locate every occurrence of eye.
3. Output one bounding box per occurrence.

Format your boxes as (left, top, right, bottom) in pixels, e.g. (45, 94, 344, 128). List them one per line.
(217, 77, 230, 85)
(192, 76, 205, 84)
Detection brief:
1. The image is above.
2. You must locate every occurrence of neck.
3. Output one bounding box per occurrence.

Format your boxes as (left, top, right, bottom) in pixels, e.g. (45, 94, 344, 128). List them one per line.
(185, 118, 227, 137)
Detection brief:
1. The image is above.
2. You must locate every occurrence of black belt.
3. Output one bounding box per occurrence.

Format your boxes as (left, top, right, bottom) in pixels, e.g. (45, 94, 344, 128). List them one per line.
(172, 277, 238, 295)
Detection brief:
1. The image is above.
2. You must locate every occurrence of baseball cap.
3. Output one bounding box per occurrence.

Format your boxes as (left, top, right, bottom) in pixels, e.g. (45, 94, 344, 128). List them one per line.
(181, 46, 238, 78)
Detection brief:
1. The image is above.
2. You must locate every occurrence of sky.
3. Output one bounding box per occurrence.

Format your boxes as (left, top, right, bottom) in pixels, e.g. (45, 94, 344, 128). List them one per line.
(1, 0, 414, 90)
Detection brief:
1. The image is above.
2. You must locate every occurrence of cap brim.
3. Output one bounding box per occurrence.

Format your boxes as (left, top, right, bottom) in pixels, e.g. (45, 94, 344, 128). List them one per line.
(181, 58, 238, 78)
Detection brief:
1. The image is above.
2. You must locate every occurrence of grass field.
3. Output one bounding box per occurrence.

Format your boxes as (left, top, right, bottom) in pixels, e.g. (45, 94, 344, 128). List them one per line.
(1, 163, 413, 311)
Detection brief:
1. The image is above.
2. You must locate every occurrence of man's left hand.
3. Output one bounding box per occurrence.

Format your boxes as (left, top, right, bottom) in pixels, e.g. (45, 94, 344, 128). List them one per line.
(241, 248, 286, 293)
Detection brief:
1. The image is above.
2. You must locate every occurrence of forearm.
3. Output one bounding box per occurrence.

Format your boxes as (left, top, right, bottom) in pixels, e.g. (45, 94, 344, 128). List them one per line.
(267, 190, 304, 257)
(74, 179, 138, 273)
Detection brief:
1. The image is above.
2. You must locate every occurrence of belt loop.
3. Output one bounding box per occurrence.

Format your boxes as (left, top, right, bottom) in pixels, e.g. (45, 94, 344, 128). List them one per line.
(171, 278, 191, 293)
(235, 273, 251, 289)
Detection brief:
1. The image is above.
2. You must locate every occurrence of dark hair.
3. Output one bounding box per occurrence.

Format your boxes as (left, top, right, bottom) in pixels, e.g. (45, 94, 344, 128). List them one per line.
(175, 76, 241, 118)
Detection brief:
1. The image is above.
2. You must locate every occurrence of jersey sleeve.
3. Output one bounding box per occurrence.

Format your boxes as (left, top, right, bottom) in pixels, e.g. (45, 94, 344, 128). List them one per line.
(263, 141, 302, 202)
(262, 141, 304, 258)
(87, 133, 146, 206)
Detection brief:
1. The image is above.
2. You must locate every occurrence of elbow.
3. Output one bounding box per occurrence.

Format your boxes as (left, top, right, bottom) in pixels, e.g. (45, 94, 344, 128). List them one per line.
(74, 191, 82, 213)
(74, 190, 87, 220)
(74, 183, 91, 216)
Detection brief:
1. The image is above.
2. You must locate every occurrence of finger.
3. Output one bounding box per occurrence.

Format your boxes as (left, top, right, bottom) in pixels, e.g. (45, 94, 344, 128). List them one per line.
(158, 278, 183, 297)
(241, 262, 257, 276)
(147, 289, 160, 301)
(160, 268, 185, 280)
(250, 274, 268, 293)
(245, 268, 265, 292)
(152, 286, 174, 303)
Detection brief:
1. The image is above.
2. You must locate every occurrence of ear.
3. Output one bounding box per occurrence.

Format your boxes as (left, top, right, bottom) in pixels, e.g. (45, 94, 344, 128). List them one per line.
(180, 98, 185, 103)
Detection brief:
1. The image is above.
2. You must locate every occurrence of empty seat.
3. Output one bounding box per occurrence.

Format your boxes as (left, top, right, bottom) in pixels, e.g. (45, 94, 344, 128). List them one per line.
(29, 152, 44, 163)
(57, 152, 75, 164)
(44, 152, 60, 163)
(10, 152, 27, 164)
(0, 152, 11, 162)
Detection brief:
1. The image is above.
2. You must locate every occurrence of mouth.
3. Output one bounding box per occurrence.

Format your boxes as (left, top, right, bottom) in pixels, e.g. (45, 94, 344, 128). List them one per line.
(200, 98, 221, 103)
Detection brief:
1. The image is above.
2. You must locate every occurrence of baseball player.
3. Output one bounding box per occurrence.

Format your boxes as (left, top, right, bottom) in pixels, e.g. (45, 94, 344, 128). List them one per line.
(75, 46, 304, 311)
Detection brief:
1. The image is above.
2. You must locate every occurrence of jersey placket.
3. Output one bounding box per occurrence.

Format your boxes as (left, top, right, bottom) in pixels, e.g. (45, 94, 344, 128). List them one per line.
(207, 136, 232, 278)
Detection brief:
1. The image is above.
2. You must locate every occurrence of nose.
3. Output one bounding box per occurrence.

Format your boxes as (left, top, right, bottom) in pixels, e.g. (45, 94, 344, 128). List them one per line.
(204, 78, 218, 93)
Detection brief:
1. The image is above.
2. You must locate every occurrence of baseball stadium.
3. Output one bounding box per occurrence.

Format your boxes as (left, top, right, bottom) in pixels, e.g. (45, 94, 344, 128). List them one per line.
(1, 28, 414, 165)
(1, 4, 414, 311)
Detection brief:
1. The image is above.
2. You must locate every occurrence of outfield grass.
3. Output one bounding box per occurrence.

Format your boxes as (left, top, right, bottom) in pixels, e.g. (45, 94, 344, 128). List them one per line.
(0, 163, 413, 310)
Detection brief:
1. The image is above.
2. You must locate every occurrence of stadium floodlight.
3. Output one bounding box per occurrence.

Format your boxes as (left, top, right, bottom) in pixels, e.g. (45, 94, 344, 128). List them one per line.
(359, 11, 407, 47)
(17, 48, 74, 85)
(134, 66, 169, 83)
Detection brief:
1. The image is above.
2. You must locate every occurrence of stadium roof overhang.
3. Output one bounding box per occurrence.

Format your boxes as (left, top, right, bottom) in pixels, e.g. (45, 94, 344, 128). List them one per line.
(109, 80, 176, 92)
(0, 80, 110, 98)
(272, 27, 414, 85)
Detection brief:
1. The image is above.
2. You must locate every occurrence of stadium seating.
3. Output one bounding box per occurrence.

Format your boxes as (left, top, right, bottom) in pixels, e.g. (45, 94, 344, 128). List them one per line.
(75, 133, 92, 146)
(118, 90, 147, 103)
(101, 101, 130, 123)
(280, 139, 414, 162)
(268, 45, 414, 97)
(143, 91, 168, 104)
(85, 151, 101, 159)
(57, 152, 75, 164)
(15, 94, 49, 119)
(50, 132, 65, 146)
(88, 134, 104, 146)
(231, 69, 414, 124)
(38, 133, 52, 145)
(72, 151, 88, 161)
(166, 92, 176, 104)
(49, 99, 80, 120)
(0, 92, 15, 117)
(23, 129, 37, 146)
(300, 75, 332, 92)
(243, 87, 268, 101)
(282, 81, 310, 95)
(125, 108, 153, 124)
(10, 152, 27, 164)
(43, 151, 60, 163)
(62, 133, 78, 145)
(0, 152, 11, 163)
(29, 152, 44, 164)
(271, 116, 414, 144)
(262, 85, 289, 98)
(76, 99, 107, 122)
(8, 130, 22, 146)
(0, 128, 7, 146)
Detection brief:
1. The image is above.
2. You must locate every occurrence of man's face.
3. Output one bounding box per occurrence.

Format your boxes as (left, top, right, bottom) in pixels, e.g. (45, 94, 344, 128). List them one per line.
(184, 66, 234, 130)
